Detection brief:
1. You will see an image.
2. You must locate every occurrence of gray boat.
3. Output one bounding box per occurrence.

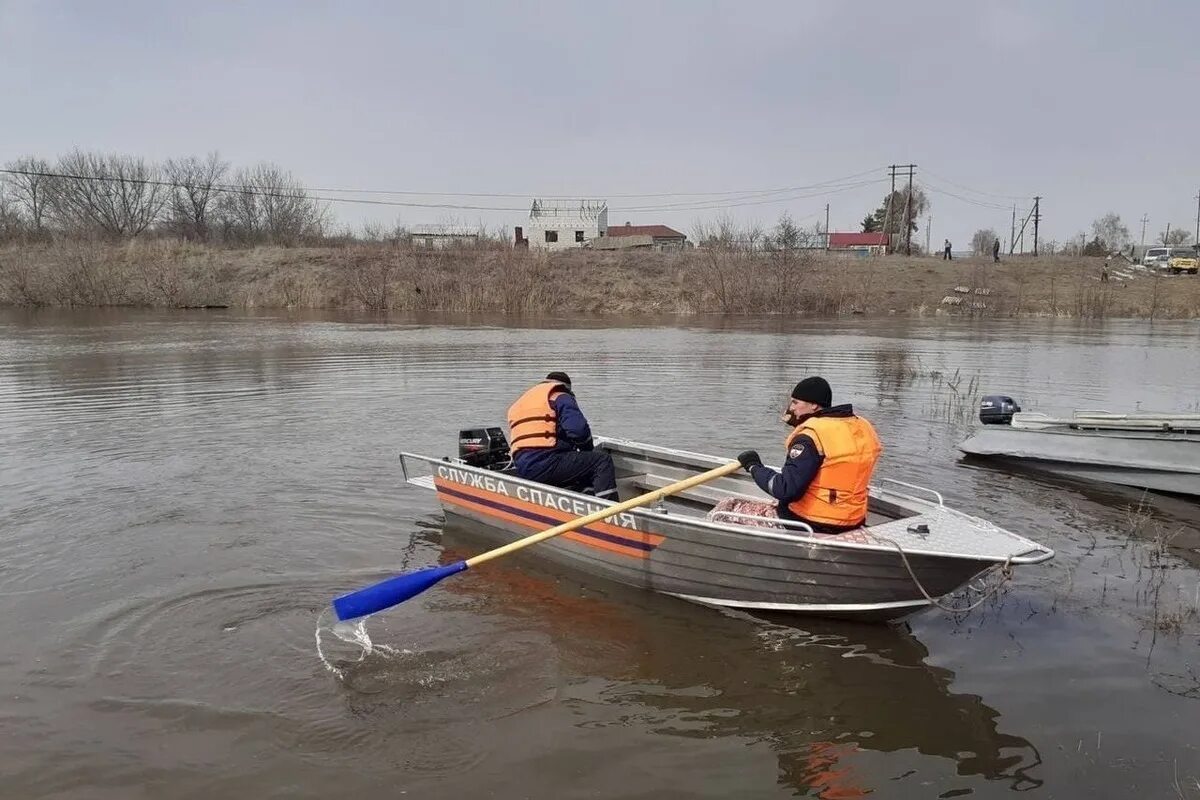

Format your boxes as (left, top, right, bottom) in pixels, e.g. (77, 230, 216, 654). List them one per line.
(400, 436, 1053, 622)
(959, 396, 1200, 497)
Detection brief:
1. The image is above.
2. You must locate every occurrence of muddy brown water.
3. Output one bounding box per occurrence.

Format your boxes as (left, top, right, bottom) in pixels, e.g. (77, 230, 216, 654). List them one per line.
(2, 309, 1199, 799)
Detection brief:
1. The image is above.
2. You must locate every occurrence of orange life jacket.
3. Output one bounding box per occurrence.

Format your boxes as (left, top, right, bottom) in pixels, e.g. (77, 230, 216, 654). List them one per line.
(785, 414, 882, 526)
(507, 380, 569, 455)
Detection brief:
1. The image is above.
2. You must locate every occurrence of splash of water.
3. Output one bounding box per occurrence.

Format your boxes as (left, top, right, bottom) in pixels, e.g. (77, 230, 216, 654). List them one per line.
(314, 608, 402, 679)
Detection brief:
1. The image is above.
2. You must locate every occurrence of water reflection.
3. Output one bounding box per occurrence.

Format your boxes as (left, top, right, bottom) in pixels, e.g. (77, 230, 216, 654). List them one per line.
(957, 456, 1200, 567)
(438, 521, 1043, 796)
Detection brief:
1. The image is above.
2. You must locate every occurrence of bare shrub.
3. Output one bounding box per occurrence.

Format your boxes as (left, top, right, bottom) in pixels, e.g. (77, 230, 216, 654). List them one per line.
(0, 250, 46, 305)
(497, 248, 545, 314)
(342, 247, 397, 310)
(132, 242, 187, 306)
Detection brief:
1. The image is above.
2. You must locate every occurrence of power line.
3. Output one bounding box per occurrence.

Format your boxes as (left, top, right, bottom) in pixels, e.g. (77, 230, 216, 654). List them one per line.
(614, 178, 887, 213)
(918, 179, 1014, 212)
(0, 167, 888, 216)
(919, 167, 1033, 201)
(305, 165, 891, 201)
(0, 168, 530, 212)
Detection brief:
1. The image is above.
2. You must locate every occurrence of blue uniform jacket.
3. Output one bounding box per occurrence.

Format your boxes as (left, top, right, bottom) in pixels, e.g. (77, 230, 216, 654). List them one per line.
(513, 391, 594, 473)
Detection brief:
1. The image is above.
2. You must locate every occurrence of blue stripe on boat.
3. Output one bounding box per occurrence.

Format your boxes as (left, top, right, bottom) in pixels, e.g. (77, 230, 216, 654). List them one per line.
(436, 484, 657, 552)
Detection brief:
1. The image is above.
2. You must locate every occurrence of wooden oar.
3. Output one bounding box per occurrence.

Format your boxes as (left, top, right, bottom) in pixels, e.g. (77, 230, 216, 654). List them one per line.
(331, 459, 744, 621)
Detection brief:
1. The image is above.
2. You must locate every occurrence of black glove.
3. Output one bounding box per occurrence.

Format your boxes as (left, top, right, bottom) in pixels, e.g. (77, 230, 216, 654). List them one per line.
(737, 450, 762, 471)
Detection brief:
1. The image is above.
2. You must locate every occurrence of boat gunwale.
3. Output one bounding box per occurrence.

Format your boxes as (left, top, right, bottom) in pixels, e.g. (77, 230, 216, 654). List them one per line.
(400, 443, 1054, 565)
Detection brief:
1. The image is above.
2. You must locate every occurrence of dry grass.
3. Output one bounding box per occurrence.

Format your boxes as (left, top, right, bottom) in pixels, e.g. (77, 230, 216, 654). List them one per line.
(2, 241, 1199, 317)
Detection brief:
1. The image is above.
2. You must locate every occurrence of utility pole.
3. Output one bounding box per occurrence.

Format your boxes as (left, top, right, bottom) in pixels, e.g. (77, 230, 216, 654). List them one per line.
(886, 165, 896, 252)
(1194, 191, 1199, 245)
(1010, 205, 1016, 255)
(1140, 214, 1149, 249)
(1164, 222, 1171, 246)
(824, 203, 830, 251)
(925, 214, 931, 255)
(904, 164, 916, 255)
(1032, 196, 1041, 257)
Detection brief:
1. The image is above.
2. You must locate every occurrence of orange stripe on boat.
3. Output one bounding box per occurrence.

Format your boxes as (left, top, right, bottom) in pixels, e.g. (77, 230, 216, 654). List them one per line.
(433, 476, 665, 558)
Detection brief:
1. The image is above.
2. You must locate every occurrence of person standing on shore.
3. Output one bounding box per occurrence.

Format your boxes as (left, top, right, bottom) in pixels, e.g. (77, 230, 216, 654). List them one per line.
(992, 238, 1001, 263)
(943, 239, 953, 260)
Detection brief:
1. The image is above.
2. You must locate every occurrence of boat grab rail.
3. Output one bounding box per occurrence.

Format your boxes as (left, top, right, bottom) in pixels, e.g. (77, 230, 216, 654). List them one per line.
(875, 478, 944, 507)
(707, 511, 815, 533)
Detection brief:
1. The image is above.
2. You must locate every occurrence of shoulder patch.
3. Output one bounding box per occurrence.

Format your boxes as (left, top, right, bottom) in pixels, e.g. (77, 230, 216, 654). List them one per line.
(788, 444, 806, 459)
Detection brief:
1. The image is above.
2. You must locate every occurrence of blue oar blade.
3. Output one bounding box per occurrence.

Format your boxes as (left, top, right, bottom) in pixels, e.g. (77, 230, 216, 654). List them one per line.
(332, 561, 468, 621)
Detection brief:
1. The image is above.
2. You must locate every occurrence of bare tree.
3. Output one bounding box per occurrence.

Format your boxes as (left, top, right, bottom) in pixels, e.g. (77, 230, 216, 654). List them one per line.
(164, 152, 228, 241)
(970, 228, 999, 255)
(49, 150, 168, 238)
(744, 222, 765, 252)
(1161, 226, 1191, 246)
(216, 163, 329, 245)
(360, 221, 386, 242)
(707, 212, 740, 249)
(770, 212, 802, 251)
(697, 246, 741, 312)
(757, 213, 814, 311)
(1091, 212, 1130, 252)
(2, 156, 54, 235)
(0, 184, 27, 241)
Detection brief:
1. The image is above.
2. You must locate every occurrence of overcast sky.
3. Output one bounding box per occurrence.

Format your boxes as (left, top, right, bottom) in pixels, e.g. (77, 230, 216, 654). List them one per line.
(3, 0, 1198, 247)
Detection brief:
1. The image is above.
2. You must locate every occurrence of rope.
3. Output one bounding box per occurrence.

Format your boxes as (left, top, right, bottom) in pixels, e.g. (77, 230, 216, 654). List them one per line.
(868, 532, 1015, 614)
(708, 502, 1016, 615)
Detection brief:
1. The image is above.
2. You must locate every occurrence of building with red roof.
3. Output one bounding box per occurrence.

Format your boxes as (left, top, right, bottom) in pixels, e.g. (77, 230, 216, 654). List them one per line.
(828, 232, 889, 255)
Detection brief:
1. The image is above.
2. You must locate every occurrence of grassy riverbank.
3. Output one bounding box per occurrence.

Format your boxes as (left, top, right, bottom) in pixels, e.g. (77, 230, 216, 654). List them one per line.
(2, 240, 1197, 318)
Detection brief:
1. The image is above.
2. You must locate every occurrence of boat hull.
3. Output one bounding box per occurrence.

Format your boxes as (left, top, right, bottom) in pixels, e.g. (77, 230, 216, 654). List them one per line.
(414, 442, 1050, 622)
(959, 426, 1200, 497)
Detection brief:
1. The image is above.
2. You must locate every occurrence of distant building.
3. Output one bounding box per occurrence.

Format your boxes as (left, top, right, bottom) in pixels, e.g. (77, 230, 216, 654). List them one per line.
(591, 234, 655, 251)
(528, 199, 608, 250)
(828, 232, 889, 256)
(408, 224, 479, 249)
(602, 222, 688, 250)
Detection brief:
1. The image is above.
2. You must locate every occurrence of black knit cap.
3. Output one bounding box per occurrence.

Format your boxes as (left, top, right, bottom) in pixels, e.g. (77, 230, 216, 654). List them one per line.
(545, 371, 572, 387)
(791, 376, 832, 407)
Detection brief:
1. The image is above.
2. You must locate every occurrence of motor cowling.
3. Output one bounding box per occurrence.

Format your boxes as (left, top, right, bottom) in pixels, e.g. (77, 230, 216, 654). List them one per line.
(979, 395, 1021, 425)
(458, 427, 511, 469)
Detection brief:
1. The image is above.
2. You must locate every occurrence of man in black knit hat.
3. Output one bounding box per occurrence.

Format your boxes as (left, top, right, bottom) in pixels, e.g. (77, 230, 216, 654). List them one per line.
(507, 371, 618, 500)
(735, 376, 882, 533)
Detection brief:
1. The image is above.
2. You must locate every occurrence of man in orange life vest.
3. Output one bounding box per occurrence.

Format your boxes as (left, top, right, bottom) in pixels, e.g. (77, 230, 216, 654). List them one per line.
(507, 372, 619, 500)
(737, 376, 882, 533)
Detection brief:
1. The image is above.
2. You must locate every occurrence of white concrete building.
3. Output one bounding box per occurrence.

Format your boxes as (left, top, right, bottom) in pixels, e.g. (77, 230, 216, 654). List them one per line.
(527, 199, 608, 250)
(407, 224, 479, 249)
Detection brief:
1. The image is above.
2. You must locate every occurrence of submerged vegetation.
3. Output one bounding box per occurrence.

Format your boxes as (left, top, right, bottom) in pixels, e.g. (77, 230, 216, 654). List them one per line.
(3, 240, 1199, 318)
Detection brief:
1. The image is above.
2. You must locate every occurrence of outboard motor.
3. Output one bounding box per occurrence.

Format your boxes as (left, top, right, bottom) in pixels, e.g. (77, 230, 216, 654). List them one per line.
(979, 395, 1021, 425)
(458, 427, 511, 470)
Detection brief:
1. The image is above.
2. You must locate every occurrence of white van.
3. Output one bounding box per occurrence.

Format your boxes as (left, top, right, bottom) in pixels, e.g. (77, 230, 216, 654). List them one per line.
(1141, 246, 1195, 271)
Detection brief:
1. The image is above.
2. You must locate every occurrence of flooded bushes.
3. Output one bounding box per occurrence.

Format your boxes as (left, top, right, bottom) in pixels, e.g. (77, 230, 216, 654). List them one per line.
(3, 242, 1200, 317)
(0, 239, 233, 307)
